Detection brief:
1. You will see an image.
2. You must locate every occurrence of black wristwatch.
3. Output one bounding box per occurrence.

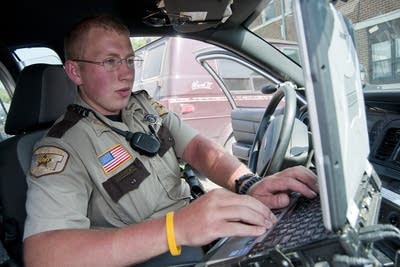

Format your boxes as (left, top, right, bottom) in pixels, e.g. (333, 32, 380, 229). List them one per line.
(239, 175, 262, 195)
(234, 173, 256, 193)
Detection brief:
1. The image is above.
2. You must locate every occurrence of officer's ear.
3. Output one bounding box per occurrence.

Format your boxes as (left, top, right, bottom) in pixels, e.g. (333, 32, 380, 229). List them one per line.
(64, 60, 82, 86)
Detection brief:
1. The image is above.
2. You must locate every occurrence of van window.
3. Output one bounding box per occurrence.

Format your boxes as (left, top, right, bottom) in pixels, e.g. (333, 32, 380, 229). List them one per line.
(142, 43, 165, 80)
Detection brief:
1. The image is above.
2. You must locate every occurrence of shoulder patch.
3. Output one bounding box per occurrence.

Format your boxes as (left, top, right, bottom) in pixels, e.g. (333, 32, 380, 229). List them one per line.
(30, 146, 69, 178)
(151, 100, 168, 116)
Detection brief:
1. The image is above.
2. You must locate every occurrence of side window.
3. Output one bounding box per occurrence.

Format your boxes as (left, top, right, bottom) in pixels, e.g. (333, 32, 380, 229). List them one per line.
(0, 79, 12, 141)
(217, 59, 254, 92)
(131, 36, 281, 173)
(14, 47, 62, 69)
(213, 58, 275, 107)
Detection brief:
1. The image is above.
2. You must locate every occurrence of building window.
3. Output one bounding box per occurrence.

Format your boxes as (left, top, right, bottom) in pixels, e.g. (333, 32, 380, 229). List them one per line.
(261, 0, 276, 23)
(283, 0, 293, 14)
(369, 18, 400, 84)
(371, 41, 391, 80)
(396, 38, 400, 79)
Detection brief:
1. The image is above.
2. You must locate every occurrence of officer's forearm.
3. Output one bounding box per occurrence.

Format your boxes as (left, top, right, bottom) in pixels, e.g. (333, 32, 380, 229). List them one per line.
(183, 134, 250, 191)
(23, 216, 168, 267)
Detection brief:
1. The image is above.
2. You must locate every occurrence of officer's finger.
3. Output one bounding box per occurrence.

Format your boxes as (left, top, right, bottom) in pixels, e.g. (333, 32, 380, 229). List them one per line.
(253, 192, 291, 209)
(206, 189, 271, 218)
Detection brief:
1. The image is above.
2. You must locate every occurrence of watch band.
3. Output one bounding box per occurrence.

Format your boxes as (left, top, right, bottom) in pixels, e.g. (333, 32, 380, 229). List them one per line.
(238, 175, 262, 195)
(234, 173, 254, 193)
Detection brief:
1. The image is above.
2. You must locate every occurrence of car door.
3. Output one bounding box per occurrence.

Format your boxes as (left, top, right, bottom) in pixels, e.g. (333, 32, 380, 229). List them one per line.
(195, 48, 282, 162)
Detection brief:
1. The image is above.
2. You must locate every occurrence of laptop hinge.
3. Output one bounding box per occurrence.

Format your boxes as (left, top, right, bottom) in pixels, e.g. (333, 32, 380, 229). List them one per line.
(351, 166, 382, 230)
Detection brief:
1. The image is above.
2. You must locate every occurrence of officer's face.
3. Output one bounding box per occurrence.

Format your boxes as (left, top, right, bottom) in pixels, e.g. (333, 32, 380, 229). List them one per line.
(73, 27, 135, 115)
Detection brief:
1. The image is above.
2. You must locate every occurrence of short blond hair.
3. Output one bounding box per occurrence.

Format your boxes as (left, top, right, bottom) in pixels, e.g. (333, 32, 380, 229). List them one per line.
(64, 15, 130, 60)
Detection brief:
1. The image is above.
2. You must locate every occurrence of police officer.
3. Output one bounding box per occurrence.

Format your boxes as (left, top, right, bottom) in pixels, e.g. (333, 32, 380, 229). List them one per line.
(23, 15, 318, 266)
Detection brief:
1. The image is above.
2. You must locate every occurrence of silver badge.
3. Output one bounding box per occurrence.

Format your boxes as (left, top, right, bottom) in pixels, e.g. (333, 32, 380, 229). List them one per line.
(144, 114, 157, 123)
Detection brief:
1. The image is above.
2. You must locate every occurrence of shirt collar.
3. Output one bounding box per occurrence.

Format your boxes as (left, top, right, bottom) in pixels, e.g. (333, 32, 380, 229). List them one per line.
(74, 94, 129, 136)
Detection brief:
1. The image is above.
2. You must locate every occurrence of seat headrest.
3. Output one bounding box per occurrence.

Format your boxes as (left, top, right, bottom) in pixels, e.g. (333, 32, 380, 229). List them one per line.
(5, 64, 77, 135)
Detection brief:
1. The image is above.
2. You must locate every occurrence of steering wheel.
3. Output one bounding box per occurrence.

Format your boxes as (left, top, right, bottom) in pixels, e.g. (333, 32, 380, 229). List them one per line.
(248, 82, 297, 177)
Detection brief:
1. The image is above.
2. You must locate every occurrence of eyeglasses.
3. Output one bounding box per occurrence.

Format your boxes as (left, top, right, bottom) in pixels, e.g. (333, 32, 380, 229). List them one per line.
(72, 55, 143, 71)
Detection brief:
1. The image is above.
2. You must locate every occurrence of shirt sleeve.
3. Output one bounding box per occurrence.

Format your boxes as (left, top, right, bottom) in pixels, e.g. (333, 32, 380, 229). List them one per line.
(162, 112, 198, 158)
(24, 138, 93, 239)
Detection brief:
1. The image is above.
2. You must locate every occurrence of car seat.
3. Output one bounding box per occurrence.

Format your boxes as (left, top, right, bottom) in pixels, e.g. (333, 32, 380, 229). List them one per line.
(0, 64, 76, 266)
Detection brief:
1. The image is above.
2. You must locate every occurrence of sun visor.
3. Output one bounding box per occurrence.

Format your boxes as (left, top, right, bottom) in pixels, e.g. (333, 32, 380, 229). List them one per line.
(158, 0, 233, 32)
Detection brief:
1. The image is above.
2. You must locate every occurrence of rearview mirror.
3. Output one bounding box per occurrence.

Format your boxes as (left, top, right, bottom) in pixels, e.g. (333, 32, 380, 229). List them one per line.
(261, 84, 278, 94)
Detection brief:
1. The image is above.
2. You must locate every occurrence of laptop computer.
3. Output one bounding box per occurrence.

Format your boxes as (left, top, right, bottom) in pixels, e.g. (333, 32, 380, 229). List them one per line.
(196, 0, 382, 266)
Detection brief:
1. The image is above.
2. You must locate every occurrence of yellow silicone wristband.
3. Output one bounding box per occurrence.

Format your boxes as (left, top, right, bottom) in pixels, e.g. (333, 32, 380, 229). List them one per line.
(166, 211, 181, 256)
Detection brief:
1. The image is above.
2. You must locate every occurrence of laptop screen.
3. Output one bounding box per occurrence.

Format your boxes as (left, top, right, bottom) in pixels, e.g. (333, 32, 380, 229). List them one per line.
(293, 0, 370, 231)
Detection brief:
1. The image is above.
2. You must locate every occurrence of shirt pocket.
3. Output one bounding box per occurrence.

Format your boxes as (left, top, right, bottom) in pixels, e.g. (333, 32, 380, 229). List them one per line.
(102, 158, 150, 202)
(155, 151, 191, 201)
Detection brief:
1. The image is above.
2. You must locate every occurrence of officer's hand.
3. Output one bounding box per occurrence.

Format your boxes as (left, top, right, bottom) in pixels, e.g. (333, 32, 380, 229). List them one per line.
(249, 165, 318, 209)
(173, 188, 276, 247)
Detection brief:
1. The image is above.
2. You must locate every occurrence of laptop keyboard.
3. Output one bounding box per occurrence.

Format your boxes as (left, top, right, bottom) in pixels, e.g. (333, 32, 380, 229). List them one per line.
(251, 196, 330, 253)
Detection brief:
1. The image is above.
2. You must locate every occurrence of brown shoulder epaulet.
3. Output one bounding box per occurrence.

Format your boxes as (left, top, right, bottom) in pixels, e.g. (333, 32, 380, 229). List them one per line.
(47, 106, 82, 138)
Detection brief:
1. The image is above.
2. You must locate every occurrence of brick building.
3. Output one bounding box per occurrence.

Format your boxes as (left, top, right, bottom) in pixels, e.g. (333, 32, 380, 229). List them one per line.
(249, 0, 400, 88)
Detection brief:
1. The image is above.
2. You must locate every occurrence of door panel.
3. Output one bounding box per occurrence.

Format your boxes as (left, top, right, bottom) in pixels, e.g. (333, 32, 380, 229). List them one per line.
(231, 107, 264, 162)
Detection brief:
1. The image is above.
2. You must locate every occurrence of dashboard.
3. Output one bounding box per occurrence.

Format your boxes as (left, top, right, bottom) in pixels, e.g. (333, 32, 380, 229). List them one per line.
(365, 92, 400, 190)
(364, 90, 400, 244)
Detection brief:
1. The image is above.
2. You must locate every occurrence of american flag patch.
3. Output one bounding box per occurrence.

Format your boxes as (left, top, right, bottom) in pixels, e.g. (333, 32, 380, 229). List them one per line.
(98, 145, 132, 174)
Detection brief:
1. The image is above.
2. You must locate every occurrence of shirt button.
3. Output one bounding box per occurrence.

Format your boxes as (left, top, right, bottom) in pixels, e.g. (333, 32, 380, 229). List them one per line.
(130, 178, 137, 185)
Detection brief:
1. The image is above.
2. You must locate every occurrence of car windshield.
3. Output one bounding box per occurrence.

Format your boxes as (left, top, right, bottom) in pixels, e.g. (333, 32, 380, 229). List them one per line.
(245, 0, 400, 90)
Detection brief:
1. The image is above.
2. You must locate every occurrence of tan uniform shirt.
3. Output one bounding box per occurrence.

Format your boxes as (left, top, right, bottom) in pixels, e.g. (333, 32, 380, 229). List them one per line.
(24, 91, 198, 239)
